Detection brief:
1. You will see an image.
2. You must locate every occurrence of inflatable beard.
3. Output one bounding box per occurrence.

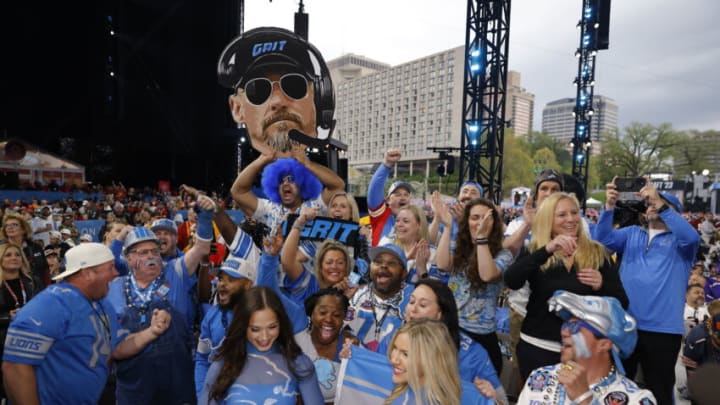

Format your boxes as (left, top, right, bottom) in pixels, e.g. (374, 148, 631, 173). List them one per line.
(261, 158, 323, 204)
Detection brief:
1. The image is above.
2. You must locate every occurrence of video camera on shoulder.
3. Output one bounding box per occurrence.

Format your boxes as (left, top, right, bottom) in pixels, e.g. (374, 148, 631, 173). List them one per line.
(613, 176, 648, 228)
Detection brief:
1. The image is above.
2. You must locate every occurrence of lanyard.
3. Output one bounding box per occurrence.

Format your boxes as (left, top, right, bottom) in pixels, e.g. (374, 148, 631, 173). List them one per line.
(4, 280, 27, 308)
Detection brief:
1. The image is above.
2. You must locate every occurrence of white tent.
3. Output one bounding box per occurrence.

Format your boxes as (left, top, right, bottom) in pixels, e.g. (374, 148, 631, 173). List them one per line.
(586, 197, 602, 207)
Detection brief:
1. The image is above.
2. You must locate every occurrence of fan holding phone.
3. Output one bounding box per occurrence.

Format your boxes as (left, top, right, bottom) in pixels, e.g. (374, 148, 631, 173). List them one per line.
(595, 175, 701, 404)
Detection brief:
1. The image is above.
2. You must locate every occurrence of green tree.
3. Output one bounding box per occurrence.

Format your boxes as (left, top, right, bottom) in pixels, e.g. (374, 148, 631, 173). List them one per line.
(502, 134, 535, 197)
(532, 147, 561, 173)
(671, 129, 720, 177)
(596, 122, 678, 183)
(528, 131, 572, 172)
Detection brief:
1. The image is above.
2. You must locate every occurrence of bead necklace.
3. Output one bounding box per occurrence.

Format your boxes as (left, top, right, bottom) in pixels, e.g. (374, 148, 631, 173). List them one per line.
(124, 269, 166, 324)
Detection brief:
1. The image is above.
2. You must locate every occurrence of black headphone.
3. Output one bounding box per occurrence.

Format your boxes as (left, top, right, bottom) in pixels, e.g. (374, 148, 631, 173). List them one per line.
(217, 27, 335, 134)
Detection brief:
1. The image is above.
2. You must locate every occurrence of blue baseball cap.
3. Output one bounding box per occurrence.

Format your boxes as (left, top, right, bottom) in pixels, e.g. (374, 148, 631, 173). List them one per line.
(211, 256, 257, 283)
(151, 218, 178, 234)
(460, 180, 484, 196)
(368, 243, 407, 269)
(659, 192, 682, 212)
(547, 290, 637, 375)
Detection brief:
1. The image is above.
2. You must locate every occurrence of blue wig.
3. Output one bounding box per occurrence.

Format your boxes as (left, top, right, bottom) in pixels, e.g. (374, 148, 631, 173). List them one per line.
(261, 158, 323, 204)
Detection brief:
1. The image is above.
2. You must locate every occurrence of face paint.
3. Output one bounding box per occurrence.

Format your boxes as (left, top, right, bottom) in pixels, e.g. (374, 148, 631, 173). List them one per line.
(571, 332, 592, 358)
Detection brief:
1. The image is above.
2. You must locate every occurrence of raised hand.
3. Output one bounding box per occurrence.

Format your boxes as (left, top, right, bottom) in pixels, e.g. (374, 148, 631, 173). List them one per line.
(383, 149, 402, 167)
(605, 176, 619, 210)
(545, 234, 578, 256)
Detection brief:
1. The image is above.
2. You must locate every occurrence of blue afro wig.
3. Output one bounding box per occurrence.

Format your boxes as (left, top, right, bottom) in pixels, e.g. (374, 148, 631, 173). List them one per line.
(261, 158, 323, 204)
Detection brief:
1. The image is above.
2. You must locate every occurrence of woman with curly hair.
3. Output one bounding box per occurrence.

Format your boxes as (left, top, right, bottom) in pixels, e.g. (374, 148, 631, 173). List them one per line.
(504, 192, 628, 380)
(198, 286, 322, 405)
(433, 197, 513, 375)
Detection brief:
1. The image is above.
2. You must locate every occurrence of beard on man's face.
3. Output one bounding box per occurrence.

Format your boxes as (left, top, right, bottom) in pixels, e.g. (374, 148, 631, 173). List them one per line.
(218, 290, 245, 311)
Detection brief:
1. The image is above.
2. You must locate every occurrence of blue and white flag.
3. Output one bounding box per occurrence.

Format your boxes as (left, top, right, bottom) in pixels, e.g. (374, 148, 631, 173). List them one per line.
(336, 346, 393, 405)
(336, 346, 493, 404)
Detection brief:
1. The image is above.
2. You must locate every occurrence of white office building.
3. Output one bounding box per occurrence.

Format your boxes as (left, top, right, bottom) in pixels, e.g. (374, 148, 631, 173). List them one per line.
(541, 95, 618, 146)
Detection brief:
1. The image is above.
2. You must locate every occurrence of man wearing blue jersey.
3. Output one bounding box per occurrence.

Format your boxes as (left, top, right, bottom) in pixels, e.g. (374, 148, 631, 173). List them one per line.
(107, 194, 216, 404)
(346, 244, 413, 352)
(2, 243, 171, 405)
(596, 177, 700, 404)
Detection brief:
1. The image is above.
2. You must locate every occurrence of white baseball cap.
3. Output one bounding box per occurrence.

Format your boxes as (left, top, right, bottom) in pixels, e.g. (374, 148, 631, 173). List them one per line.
(53, 243, 114, 281)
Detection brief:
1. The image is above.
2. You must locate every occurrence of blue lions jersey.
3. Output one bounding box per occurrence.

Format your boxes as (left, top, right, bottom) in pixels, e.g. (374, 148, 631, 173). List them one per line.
(3, 283, 121, 405)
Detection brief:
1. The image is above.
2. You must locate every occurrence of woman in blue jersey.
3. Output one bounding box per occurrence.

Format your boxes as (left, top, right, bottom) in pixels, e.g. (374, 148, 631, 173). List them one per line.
(384, 319, 493, 405)
(199, 286, 322, 405)
(434, 197, 514, 375)
(374, 278, 504, 402)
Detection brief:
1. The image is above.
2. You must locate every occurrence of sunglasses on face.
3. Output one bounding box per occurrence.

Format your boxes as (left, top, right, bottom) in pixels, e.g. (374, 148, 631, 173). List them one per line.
(561, 319, 604, 338)
(241, 73, 309, 105)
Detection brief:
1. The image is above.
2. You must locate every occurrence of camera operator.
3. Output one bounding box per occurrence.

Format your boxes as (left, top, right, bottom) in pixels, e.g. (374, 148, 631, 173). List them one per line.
(595, 176, 700, 404)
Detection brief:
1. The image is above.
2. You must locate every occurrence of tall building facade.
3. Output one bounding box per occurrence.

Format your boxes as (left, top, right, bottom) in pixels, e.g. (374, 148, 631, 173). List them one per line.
(541, 95, 618, 146)
(329, 47, 466, 174)
(505, 71, 535, 137)
(328, 49, 534, 181)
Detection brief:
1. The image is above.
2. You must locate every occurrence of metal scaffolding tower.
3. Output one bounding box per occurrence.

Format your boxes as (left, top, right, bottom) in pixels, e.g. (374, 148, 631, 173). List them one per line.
(458, 0, 511, 204)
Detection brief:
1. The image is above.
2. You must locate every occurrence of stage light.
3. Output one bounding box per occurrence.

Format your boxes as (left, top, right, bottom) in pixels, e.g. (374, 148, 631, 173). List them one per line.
(109, 71, 115, 77)
(468, 122, 480, 146)
(584, 6, 592, 20)
(587, 108, 595, 116)
(575, 153, 585, 164)
(582, 34, 591, 47)
(575, 50, 581, 58)
(584, 141, 593, 149)
(469, 48, 483, 73)
(702, 169, 710, 176)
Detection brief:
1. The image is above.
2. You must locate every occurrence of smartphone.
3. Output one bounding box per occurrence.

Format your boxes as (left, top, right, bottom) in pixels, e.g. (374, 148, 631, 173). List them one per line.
(615, 177, 646, 192)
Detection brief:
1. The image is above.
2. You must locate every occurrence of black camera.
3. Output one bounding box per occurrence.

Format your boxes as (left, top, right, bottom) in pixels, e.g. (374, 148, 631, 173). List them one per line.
(615, 177, 646, 192)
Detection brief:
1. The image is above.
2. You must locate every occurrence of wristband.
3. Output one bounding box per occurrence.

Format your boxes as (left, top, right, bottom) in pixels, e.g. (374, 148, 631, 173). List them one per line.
(571, 390, 593, 405)
(475, 238, 489, 245)
(656, 203, 669, 213)
(292, 223, 305, 232)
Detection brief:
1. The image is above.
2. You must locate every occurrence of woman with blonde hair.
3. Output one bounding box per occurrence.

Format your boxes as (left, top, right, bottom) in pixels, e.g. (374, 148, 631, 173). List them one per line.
(504, 192, 628, 380)
(0, 242, 40, 401)
(384, 319, 491, 405)
(281, 191, 369, 303)
(379, 205, 434, 282)
(1, 212, 49, 287)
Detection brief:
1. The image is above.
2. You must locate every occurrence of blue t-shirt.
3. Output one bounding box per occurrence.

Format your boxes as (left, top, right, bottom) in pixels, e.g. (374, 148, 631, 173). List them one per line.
(198, 343, 323, 405)
(3, 283, 121, 405)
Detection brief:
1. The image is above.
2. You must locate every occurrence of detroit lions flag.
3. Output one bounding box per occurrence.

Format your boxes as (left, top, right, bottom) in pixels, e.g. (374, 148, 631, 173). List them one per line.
(336, 346, 393, 405)
(336, 346, 493, 404)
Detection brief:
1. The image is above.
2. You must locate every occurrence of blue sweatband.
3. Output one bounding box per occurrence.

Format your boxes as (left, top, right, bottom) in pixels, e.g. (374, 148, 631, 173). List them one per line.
(195, 205, 214, 242)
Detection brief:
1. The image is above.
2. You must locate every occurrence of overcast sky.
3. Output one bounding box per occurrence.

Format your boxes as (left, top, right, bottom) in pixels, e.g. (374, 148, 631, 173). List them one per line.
(245, 0, 720, 132)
